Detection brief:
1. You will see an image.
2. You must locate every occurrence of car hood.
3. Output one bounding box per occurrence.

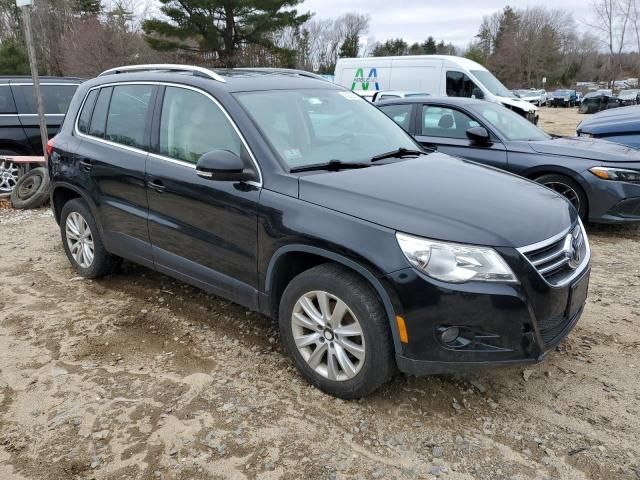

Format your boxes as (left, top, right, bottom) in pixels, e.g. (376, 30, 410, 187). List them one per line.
(577, 105, 640, 135)
(298, 153, 575, 248)
(526, 136, 640, 162)
(499, 96, 538, 113)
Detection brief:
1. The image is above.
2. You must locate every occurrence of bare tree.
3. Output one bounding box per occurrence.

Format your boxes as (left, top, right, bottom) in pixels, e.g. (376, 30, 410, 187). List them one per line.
(590, 0, 633, 85)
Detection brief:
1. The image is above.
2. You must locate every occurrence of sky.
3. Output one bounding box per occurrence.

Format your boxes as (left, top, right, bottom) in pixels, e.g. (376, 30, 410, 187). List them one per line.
(301, 0, 589, 48)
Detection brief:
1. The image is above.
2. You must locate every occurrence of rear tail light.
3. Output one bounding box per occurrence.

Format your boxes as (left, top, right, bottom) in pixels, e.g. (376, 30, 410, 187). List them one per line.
(46, 137, 55, 157)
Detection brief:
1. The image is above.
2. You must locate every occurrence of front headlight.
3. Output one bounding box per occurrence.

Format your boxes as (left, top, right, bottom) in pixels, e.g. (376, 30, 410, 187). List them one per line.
(396, 233, 518, 283)
(590, 167, 640, 183)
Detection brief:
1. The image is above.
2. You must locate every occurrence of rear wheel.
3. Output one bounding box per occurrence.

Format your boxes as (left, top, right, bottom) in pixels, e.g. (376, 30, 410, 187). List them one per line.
(535, 173, 588, 220)
(60, 198, 121, 278)
(279, 263, 395, 399)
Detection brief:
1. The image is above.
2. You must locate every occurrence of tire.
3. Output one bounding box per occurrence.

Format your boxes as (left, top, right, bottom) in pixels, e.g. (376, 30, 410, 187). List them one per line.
(535, 174, 588, 220)
(10, 167, 50, 209)
(279, 263, 395, 399)
(0, 150, 24, 198)
(60, 198, 121, 278)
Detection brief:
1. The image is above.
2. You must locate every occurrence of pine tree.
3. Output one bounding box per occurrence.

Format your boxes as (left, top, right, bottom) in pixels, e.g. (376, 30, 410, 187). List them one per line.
(142, 0, 311, 67)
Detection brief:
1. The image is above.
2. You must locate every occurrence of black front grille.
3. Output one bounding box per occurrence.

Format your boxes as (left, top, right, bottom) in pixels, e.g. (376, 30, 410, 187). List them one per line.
(537, 306, 583, 344)
(519, 224, 588, 286)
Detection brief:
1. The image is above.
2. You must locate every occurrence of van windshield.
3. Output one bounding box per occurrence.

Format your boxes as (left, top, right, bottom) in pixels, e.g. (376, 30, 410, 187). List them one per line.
(235, 89, 418, 169)
(470, 70, 513, 98)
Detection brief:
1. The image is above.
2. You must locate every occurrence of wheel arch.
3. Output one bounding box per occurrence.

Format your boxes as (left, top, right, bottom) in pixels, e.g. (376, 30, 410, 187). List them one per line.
(523, 166, 590, 216)
(263, 245, 403, 353)
(51, 182, 99, 227)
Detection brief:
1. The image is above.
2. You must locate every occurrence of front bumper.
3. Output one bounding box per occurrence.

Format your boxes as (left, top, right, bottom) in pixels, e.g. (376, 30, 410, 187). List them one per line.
(583, 167, 640, 223)
(385, 245, 590, 376)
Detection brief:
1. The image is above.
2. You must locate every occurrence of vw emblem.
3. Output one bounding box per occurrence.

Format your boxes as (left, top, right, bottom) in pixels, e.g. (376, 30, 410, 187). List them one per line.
(564, 233, 581, 269)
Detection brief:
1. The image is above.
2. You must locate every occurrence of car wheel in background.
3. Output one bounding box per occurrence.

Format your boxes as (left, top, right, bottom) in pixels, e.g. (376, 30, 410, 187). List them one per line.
(535, 173, 588, 220)
(10, 167, 50, 209)
(279, 263, 395, 399)
(0, 152, 23, 198)
(60, 198, 121, 278)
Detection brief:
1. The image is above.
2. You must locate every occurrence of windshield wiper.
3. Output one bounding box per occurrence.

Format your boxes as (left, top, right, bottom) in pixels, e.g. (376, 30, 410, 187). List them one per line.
(289, 159, 371, 173)
(370, 147, 424, 163)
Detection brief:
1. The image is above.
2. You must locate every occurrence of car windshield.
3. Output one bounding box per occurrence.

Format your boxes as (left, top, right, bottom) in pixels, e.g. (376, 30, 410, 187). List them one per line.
(553, 90, 570, 97)
(619, 90, 638, 98)
(473, 102, 550, 142)
(516, 90, 532, 96)
(470, 70, 513, 97)
(234, 89, 418, 169)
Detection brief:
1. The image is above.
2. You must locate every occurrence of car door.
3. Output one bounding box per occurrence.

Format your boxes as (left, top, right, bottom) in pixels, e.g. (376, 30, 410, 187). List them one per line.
(146, 85, 260, 309)
(414, 104, 508, 169)
(74, 83, 156, 268)
(12, 83, 79, 154)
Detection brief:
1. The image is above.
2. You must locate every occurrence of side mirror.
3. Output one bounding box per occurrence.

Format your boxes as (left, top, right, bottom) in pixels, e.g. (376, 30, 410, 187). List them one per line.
(466, 126, 490, 144)
(196, 150, 255, 182)
(472, 88, 484, 100)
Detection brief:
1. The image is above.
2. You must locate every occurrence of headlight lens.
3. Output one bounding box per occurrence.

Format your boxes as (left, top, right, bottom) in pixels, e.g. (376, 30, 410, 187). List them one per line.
(396, 233, 518, 283)
(590, 167, 640, 183)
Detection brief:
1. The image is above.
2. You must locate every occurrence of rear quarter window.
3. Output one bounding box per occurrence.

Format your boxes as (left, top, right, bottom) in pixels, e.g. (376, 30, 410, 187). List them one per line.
(77, 89, 98, 134)
(0, 86, 16, 114)
(88, 87, 112, 138)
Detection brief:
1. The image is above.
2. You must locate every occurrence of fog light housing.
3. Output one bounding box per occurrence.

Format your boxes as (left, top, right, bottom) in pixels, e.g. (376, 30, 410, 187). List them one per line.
(441, 326, 460, 345)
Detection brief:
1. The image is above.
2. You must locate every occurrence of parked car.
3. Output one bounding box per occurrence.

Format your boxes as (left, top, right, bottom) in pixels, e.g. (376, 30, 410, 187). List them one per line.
(0, 76, 82, 196)
(577, 105, 640, 149)
(515, 89, 547, 106)
(616, 89, 640, 106)
(371, 91, 431, 102)
(578, 91, 621, 114)
(49, 64, 590, 398)
(334, 55, 539, 123)
(550, 89, 577, 107)
(378, 97, 640, 223)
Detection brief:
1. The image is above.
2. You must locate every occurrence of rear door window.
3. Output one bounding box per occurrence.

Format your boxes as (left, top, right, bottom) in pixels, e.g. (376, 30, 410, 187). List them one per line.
(88, 87, 112, 138)
(0, 86, 16, 114)
(16, 84, 78, 114)
(105, 85, 154, 150)
(379, 104, 414, 132)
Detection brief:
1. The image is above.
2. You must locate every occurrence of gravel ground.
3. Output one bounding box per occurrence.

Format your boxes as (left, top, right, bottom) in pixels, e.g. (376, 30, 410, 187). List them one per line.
(1, 108, 639, 480)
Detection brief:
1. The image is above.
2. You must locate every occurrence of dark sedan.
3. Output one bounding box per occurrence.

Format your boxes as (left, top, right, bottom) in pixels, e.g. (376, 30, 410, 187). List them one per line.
(578, 91, 621, 114)
(378, 97, 640, 223)
(577, 105, 640, 149)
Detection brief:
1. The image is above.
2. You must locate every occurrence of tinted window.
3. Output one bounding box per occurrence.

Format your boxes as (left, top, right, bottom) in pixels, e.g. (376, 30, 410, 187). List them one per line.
(422, 106, 478, 139)
(77, 89, 98, 134)
(0, 86, 16, 114)
(159, 86, 242, 164)
(89, 87, 111, 138)
(379, 104, 413, 131)
(105, 85, 154, 149)
(18, 84, 78, 114)
(446, 72, 479, 98)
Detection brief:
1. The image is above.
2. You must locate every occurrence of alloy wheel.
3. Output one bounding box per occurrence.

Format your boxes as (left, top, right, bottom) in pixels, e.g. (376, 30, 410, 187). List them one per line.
(65, 212, 95, 268)
(543, 181, 581, 212)
(0, 160, 20, 197)
(291, 290, 365, 381)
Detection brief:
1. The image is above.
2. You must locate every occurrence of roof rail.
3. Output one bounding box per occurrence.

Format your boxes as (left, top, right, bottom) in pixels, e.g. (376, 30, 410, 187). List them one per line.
(98, 64, 226, 83)
(234, 67, 328, 82)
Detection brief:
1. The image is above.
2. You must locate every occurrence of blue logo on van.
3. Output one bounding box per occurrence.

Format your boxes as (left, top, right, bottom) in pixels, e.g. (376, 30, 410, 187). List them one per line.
(352, 68, 380, 91)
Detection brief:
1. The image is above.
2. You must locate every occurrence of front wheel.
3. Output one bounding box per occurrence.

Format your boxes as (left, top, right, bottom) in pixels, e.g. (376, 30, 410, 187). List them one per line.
(535, 174, 588, 220)
(279, 264, 395, 399)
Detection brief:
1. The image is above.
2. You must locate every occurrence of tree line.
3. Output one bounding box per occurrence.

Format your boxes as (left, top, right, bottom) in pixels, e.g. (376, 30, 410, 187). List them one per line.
(0, 0, 639, 89)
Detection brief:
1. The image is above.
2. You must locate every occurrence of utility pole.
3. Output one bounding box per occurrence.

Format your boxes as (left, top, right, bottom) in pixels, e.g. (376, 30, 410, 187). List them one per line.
(17, 0, 48, 161)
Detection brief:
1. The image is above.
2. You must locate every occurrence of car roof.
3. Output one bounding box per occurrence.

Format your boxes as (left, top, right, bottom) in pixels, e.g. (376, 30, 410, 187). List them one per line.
(375, 96, 485, 107)
(0, 76, 84, 84)
(578, 105, 640, 133)
(86, 66, 337, 93)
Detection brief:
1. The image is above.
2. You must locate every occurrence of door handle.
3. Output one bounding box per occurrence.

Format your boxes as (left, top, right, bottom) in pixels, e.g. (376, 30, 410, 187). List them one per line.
(79, 159, 93, 171)
(147, 179, 166, 193)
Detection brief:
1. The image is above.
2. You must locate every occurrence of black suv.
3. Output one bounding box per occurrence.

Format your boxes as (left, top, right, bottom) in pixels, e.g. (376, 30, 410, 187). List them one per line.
(49, 65, 591, 398)
(0, 76, 81, 195)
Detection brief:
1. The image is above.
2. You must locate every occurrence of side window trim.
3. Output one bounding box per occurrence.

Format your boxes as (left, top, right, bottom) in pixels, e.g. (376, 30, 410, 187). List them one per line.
(76, 88, 98, 134)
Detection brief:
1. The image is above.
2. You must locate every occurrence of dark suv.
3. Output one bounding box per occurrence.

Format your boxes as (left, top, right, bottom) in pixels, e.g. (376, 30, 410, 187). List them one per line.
(0, 76, 81, 195)
(49, 65, 591, 398)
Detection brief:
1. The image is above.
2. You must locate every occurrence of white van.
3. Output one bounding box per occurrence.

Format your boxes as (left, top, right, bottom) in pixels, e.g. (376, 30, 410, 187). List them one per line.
(334, 55, 539, 123)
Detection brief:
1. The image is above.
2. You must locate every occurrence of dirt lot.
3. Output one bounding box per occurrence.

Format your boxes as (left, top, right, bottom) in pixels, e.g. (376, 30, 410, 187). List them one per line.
(1, 108, 640, 480)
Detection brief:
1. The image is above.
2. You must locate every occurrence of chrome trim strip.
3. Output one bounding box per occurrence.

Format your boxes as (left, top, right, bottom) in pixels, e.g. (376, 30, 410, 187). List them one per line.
(73, 81, 262, 187)
(98, 64, 226, 83)
(517, 218, 590, 288)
